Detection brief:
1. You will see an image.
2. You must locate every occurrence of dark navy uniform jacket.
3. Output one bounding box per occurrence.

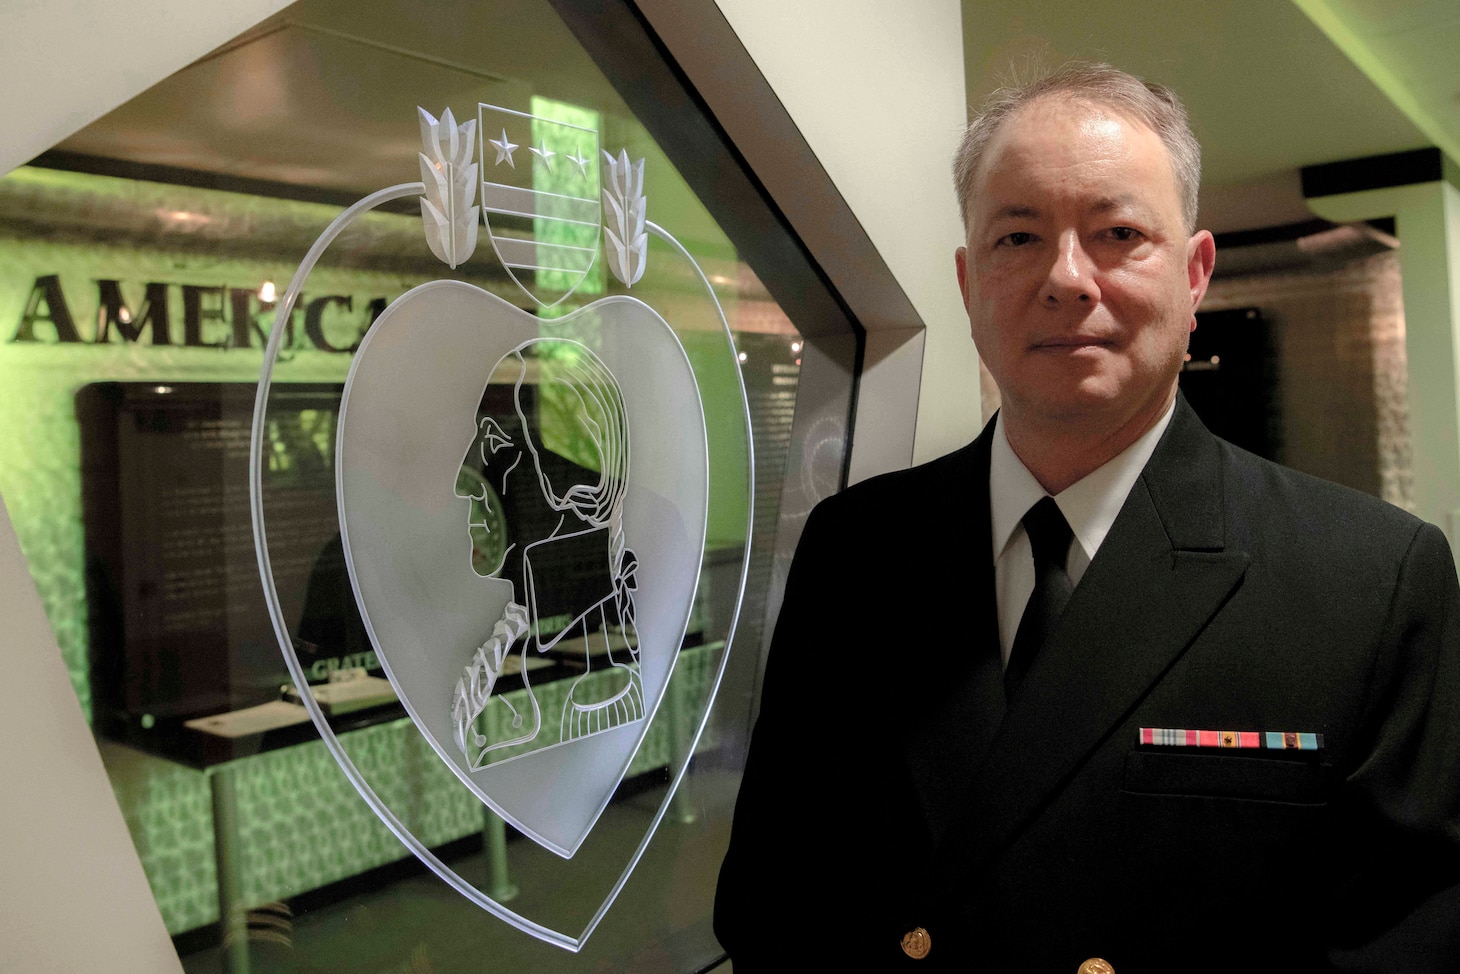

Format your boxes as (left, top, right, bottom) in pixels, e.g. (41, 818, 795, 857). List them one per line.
(716, 396, 1460, 972)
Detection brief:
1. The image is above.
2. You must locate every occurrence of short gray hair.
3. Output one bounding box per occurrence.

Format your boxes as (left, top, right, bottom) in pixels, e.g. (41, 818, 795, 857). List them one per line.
(952, 62, 1201, 234)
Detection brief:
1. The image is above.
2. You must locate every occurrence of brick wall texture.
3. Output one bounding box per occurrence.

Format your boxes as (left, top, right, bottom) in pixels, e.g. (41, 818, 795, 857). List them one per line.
(1203, 251, 1411, 512)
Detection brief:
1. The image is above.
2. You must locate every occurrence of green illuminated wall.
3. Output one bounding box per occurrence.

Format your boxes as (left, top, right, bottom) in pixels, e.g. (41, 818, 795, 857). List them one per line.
(0, 163, 751, 717)
(0, 170, 408, 716)
(100, 644, 718, 934)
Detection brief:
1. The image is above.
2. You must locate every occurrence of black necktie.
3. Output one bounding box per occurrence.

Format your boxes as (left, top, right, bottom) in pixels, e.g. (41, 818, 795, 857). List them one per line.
(1005, 496, 1074, 701)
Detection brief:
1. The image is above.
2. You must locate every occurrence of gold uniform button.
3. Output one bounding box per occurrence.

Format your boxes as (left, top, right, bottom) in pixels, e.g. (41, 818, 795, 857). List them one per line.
(1078, 959, 1114, 974)
(900, 927, 931, 959)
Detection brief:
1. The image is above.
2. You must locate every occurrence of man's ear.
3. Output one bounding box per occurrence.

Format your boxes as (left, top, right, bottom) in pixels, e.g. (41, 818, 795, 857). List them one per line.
(1186, 230, 1216, 330)
(955, 245, 971, 313)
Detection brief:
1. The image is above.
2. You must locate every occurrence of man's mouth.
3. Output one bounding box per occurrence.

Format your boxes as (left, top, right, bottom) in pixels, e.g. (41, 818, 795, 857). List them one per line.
(1032, 336, 1114, 350)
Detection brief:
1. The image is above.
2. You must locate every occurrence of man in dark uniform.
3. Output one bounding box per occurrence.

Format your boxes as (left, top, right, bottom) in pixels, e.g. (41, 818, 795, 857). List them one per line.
(715, 63, 1460, 971)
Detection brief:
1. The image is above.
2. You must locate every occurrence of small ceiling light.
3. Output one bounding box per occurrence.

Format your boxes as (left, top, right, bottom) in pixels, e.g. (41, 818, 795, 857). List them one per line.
(791, 340, 802, 353)
(1210, 355, 1220, 366)
(162, 209, 211, 230)
(259, 281, 277, 303)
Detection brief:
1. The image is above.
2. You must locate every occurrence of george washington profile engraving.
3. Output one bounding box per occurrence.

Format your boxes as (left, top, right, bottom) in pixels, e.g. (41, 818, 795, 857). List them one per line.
(451, 338, 642, 767)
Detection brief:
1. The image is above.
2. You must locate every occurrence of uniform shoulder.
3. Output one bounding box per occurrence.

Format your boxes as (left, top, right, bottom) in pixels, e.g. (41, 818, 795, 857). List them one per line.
(810, 440, 980, 524)
(1216, 438, 1431, 554)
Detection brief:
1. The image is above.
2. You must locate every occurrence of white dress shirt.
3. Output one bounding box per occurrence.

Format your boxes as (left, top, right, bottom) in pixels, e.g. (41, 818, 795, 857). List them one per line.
(989, 401, 1176, 667)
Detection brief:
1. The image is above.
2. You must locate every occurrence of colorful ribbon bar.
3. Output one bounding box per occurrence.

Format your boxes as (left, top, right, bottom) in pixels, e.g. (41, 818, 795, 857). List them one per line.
(1140, 728, 1324, 750)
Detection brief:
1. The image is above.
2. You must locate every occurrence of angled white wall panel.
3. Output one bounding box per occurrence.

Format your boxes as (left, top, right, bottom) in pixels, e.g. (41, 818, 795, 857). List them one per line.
(0, 491, 182, 973)
(712, 0, 982, 466)
(1, 0, 294, 176)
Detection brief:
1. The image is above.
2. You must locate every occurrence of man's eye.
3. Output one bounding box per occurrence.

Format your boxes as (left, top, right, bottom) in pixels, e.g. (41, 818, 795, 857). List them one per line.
(1108, 226, 1142, 242)
(996, 231, 1036, 248)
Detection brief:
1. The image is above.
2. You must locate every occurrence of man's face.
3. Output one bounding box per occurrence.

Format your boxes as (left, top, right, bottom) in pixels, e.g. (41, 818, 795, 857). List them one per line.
(955, 97, 1215, 438)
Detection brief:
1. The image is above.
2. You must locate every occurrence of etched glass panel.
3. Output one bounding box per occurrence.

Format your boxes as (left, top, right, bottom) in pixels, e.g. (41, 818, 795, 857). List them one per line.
(241, 91, 756, 941)
(0, 0, 850, 968)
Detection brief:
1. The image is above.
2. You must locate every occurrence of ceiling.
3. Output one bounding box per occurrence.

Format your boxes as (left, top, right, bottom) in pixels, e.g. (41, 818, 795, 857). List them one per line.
(53, 0, 633, 198)
(960, 0, 1453, 234)
(1305, 0, 1460, 161)
(38, 0, 1460, 238)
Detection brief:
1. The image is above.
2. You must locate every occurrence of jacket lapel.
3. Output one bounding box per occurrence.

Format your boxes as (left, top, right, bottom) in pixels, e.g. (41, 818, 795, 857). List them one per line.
(902, 423, 1007, 843)
(934, 398, 1250, 869)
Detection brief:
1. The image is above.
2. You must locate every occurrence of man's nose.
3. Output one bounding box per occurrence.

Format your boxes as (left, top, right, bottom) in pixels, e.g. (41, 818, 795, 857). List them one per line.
(1039, 231, 1098, 306)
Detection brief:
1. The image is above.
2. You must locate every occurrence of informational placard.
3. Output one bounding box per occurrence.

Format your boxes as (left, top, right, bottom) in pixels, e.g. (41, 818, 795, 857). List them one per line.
(78, 382, 375, 762)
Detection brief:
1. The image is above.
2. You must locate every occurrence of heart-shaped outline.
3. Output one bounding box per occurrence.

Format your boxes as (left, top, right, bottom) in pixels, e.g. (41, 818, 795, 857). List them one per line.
(248, 182, 752, 951)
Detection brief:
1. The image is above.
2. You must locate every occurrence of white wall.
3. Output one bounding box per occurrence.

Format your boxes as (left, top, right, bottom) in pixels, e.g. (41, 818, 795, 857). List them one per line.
(0, 0, 295, 175)
(0, 493, 183, 973)
(712, 0, 983, 464)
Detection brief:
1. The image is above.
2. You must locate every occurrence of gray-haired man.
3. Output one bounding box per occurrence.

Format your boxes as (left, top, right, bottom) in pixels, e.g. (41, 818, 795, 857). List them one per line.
(716, 63, 1460, 971)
